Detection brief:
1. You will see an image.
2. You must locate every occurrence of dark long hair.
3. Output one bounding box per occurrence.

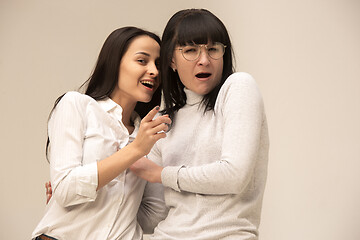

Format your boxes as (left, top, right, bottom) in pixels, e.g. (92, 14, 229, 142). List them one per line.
(46, 27, 161, 160)
(82, 27, 161, 117)
(160, 9, 234, 120)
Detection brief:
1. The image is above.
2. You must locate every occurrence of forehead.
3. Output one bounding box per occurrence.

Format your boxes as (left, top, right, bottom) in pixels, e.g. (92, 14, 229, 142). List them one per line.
(182, 42, 218, 46)
(126, 35, 160, 56)
(176, 15, 225, 46)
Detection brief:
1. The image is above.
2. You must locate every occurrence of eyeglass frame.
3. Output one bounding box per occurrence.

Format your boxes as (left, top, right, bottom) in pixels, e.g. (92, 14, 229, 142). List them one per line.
(174, 42, 227, 61)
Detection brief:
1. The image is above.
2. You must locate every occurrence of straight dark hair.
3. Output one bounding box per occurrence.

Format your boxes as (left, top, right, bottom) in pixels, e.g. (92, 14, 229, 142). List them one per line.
(160, 9, 235, 120)
(82, 27, 161, 117)
(46, 27, 161, 160)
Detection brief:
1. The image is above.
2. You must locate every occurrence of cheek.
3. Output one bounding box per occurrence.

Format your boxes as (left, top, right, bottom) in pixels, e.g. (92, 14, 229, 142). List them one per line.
(178, 74, 191, 89)
(177, 65, 193, 85)
(218, 60, 224, 74)
(214, 61, 224, 83)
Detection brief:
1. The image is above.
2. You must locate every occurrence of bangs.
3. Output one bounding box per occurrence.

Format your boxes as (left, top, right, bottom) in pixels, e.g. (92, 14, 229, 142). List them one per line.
(176, 13, 227, 46)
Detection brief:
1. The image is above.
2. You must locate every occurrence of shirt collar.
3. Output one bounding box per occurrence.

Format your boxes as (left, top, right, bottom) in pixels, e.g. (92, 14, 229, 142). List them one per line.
(184, 88, 203, 106)
(97, 97, 119, 113)
(97, 97, 141, 137)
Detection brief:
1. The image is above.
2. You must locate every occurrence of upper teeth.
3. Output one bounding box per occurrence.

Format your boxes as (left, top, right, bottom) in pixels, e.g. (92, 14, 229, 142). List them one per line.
(140, 80, 154, 86)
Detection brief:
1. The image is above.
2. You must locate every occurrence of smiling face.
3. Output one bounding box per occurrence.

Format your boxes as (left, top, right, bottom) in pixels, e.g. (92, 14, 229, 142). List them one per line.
(171, 42, 224, 96)
(110, 35, 160, 106)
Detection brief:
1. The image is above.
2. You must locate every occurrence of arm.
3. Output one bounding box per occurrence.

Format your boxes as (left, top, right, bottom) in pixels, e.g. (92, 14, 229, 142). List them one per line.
(137, 182, 168, 234)
(133, 142, 168, 233)
(49, 93, 170, 207)
(97, 105, 170, 189)
(49, 93, 91, 207)
(162, 73, 266, 194)
(130, 73, 267, 195)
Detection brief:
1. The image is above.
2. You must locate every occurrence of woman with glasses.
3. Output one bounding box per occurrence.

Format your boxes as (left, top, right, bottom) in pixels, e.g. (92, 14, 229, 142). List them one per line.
(131, 8, 270, 239)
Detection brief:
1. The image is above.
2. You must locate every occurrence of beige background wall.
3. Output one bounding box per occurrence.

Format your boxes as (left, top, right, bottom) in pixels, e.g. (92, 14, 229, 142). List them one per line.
(1, 0, 359, 239)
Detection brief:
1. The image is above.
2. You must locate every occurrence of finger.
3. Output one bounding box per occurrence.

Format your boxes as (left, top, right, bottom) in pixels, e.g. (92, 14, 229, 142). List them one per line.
(148, 123, 169, 135)
(46, 194, 51, 204)
(148, 115, 171, 128)
(142, 106, 160, 123)
(153, 132, 167, 141)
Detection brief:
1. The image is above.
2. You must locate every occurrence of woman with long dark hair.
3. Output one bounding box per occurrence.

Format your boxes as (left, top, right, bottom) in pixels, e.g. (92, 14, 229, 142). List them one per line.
(131, 9, 269, 239)
(32, 26, 171, 240)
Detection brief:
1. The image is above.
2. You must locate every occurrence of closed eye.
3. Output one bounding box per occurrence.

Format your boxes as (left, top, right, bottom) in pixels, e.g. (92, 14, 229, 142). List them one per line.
(208, 47, 219, 52)
(184, 47, 197, 53)
(137, 59, 147, 64)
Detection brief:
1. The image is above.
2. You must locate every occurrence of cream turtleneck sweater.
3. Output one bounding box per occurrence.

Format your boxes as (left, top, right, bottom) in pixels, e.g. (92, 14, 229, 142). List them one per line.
(148, 72, 269, 240)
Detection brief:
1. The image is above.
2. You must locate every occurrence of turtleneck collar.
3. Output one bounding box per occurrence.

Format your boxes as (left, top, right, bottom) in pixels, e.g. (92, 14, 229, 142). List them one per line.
(184, 88, 204, 106)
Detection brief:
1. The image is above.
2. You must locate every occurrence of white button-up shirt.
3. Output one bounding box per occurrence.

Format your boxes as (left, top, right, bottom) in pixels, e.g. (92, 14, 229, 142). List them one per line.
(32, 91, 155, 240)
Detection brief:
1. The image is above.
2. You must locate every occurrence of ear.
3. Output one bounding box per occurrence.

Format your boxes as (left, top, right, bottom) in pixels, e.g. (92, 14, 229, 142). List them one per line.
(170, 59, 177, 72)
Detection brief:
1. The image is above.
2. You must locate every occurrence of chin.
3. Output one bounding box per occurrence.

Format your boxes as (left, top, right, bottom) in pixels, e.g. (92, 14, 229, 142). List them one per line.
(194, 87, 212, 96)
(140, 95, 153, 103)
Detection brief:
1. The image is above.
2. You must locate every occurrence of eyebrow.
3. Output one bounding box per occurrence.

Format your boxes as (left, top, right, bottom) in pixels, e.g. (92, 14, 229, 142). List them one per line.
(135, 52, 150, 57)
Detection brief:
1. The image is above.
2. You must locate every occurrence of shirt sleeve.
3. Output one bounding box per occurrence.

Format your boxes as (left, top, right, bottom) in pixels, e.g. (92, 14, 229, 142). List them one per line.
(48, 92, 98, 207)
(137, 144, 168, 233)
(161, 72, 267, 195)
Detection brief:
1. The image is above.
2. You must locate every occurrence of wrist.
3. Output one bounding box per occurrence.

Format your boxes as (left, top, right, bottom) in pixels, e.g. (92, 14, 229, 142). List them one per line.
(156, 167, 164, 183)
(124, 143, 145, 161)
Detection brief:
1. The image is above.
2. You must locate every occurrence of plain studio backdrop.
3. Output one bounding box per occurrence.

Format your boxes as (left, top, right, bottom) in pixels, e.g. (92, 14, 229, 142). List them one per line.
(1, 0, 359, 239)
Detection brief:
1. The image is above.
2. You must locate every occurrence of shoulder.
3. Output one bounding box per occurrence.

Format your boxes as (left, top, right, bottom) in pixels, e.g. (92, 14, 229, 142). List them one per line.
(61, 91, 93, 104)
(52, 91, 97, 118)
(218, 72, 261, 98)
(215, 72, 264, 110)
(222, 72, 257, 90)
(58, 91, 95, 109)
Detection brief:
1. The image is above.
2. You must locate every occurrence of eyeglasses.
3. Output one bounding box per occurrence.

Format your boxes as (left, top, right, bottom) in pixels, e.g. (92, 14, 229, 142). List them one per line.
(175, 42, 226, 61)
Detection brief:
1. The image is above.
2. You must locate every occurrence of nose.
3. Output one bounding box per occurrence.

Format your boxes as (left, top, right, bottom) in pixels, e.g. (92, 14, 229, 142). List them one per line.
(148, 62, 159, 78)
(197, 46, 210, 66)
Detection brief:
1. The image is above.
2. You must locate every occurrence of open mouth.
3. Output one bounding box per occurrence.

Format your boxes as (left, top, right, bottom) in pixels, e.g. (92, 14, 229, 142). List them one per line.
(196, 73, 212, 78)
(140, 80, 155, 89)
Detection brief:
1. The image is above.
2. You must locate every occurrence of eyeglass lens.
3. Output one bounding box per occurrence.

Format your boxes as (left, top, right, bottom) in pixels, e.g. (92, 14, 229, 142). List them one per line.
(181, 43, 225, 61)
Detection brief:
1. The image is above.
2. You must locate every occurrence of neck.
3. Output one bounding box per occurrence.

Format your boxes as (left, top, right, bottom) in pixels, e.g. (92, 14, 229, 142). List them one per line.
(184, 88, 203, 105)
(121, 102, 136, 127)
(110, 95, 137, 127)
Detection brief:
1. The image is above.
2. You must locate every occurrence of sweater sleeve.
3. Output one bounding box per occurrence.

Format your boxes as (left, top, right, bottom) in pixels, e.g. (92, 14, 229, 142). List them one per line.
(137, 143, 168, 233)
(137, 182, 168, 234)
(161, 73, 266, 194)
(49, 92, 98, 207)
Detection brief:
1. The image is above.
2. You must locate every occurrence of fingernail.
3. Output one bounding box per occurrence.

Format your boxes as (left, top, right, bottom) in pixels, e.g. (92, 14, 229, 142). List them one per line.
(155, 106, 160, 110)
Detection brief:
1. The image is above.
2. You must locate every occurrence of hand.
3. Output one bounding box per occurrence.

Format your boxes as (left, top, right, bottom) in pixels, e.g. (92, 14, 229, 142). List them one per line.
(45, 181, 52, 204)
(130, 157, 163, 183)
(132, 106, 171, 156)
